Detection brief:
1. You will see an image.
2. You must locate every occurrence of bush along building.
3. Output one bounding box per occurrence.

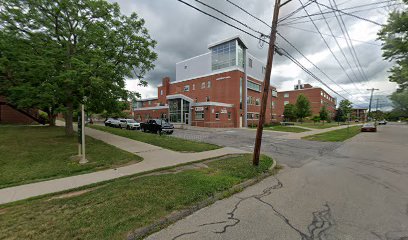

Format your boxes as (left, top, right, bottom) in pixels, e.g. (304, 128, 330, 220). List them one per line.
(275, 80, 337, 121)
(133, 36, 278, 128)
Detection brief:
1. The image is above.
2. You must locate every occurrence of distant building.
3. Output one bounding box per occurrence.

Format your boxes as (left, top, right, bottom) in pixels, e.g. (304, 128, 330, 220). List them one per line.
(133, 36, 278, 128)
(351, 108, 367, 122)
(275, 81, 337, 121)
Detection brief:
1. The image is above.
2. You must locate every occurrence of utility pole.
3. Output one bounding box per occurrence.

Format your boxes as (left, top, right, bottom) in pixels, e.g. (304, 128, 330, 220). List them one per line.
(253, 0, 291, 166)
(367, 88, 379, 121)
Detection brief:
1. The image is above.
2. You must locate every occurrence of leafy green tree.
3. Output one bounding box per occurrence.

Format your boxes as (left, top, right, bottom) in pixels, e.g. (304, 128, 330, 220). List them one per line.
(390, 90, 408, 116)
(283, 103, 296, 122)
(335, 108, 345, 123)
(339, 99, 353, 122)
(295, 94, 312, 122)
(311, 115, 321, 124)
(319, 105, 329, 124)
(0, 0, 157, 135)
(378, 1, 408, 91)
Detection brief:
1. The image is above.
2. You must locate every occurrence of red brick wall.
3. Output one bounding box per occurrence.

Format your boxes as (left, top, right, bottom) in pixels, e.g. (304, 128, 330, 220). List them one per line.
(276, 88, 336, 121)
(0, 104, 37, 124)
(134, 70, 278, 128)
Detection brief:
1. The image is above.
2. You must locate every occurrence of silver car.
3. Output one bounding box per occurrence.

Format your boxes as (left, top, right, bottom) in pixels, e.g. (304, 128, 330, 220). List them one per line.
(125, 119, 140, 130)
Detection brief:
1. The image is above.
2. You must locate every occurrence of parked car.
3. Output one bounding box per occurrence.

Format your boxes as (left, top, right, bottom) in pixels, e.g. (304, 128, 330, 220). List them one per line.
(109, 119, 122, 128)
(378, 120, 387, 125)
(361, 123, 377, 132)
(104, 118, 116, 126)
(124, 119, 140, 130)
(140, 119, 174, 134)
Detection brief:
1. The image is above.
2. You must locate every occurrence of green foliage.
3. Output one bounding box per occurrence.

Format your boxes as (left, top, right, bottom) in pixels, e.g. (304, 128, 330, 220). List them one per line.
(312, 115, 321, 124)
(283, 103, 296, 121)
(338, 99, 353, 121)
(390, 90, 408, 115)
(0, 0, 157, 135)
(302, 126, 361, 142)
(378, 3, 408, 91)
(295, 94, 312, 122)
(319, 105, 329, 122)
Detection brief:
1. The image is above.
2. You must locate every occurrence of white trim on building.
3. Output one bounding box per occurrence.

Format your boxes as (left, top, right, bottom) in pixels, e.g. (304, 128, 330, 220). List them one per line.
(192, 102, 234, 108)
(166, 94, 194, 103)
(133, 106, 168, 111)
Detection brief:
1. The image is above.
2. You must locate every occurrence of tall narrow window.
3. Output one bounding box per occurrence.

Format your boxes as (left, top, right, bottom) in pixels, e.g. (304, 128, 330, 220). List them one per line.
(249, 58, 253, 68)
(192, 84, 195, 90)
(201, 82, 206, 89)
(207, 81, 211, 88)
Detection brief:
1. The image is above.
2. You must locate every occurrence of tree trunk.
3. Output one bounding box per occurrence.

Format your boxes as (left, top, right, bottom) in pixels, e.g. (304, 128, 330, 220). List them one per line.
(64, 102, 74, 136)
(48, 113, 56, 126)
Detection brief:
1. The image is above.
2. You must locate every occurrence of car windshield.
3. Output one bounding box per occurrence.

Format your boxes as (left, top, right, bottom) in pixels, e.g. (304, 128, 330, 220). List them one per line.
(127, 120, 135, 123)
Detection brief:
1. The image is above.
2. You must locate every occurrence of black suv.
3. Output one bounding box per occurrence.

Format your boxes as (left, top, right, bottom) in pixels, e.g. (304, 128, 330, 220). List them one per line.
(140, 119, 174, 135)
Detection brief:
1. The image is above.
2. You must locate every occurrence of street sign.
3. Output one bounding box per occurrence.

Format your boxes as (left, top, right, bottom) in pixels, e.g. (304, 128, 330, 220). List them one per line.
(78, 115, 82, 144)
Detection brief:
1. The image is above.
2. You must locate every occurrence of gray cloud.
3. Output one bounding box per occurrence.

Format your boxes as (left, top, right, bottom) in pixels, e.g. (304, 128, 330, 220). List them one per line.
(111, 0, 402, 105)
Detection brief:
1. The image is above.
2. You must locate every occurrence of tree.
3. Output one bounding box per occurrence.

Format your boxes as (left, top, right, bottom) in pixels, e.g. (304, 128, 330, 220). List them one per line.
(335, 108, 344, 123)
(283, 103, 296, 122)
(390, 90, 408, 116)
(339, 99, 352, 122)
(311, 115, 320, 124)
(319, 105, 329, 124)
(295, 94, 312, 122)
(378, 1, 408, 91)
(0, 0, 157, 135)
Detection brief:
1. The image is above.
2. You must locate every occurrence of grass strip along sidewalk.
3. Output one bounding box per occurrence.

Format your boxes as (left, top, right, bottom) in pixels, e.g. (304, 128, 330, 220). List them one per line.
(0, 154, 274, 240)
(302, 125, 361, 142)
(0, 126, 142, 189)
(89, 125, 220, 152)
(249, 125, 309, 133)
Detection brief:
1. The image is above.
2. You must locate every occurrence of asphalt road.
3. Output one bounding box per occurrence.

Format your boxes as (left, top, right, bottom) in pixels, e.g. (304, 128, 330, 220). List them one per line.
(173, 127, 341, 168)
(148, 123, 408, 240)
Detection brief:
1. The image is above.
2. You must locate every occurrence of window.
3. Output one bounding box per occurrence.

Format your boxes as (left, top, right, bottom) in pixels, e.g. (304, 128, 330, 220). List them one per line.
(201, 82, 206, 89)
(195, 111, 204, 120)
(255, 114, 259, 119)
(215, 112, 220, 120)
(284, 101, 289, 105)
(211, 40, 237, 71)
(148, 100, 152, 105)
(184, 65, 188, 69)
(207, 81, 211, 88)
(284, 93, 289, 98)
(206, 96, 210, 102)
(272, 89, 277, 97)
(255, 98, 260, 106)
(184, 85, 190, 92)
(321, 91, 324, 96)
(228, 112, 231, 120)
(192, 84, 195, 90)
(248, 81, 261, 92)
(272, 101, 275, 109)
(249, 58, 253, 68)
(160, 89, 163, 96)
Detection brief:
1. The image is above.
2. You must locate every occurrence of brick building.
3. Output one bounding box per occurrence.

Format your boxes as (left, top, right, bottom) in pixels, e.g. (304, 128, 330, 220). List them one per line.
(275, 81, 337, 121)
(351, 108, 367, 122)
(133, 36, 278, 128)
(0, 96, 42, 124)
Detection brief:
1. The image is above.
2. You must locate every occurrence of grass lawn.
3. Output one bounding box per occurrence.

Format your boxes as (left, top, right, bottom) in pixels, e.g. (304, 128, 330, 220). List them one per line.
(302, 125, 361, 142)
(249, 125, 309, 133)
(89, 125, 220, 152)
(264, 125, 310, 133)
(0, 126, 142, 189)
(295, 122, 343, 129)
(0, 154, 273, 240)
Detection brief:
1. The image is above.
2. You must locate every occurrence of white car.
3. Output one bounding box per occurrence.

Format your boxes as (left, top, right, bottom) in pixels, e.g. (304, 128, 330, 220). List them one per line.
(124, 119, 140, 130)
(109, 119, 122, 128)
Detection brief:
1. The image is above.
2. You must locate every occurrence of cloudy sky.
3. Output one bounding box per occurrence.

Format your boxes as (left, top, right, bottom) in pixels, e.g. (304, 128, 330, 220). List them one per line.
(111, 0, 404, 110)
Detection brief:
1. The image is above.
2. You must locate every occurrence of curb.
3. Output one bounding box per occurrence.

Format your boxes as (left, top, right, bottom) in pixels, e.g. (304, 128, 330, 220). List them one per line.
(127, 159, 278, 240)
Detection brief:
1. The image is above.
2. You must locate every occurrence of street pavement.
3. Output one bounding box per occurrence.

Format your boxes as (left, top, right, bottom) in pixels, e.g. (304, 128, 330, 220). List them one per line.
(147, 123, 408, 240)
(173, 127, 342, 168)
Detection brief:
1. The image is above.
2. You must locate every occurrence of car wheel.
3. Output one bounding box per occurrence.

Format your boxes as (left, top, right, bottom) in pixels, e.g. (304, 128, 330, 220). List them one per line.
(126, 126, 130, 130)
(168, 131, 173, 135)
(143, 128, 146, 132)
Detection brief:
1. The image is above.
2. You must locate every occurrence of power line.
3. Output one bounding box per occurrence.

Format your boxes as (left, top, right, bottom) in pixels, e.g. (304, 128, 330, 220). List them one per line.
(174, 0, 270, 45)
(277, 33, 368, 106)
(225, 0, 272, 28)
(282, 0, 398, 23)
(278, 0, 313, 22)
(193, 0, 266, 37)
(283, 25, 381, 46)
(280, 2, 402, 26)
(312, 0, 384, 26)
(330, 0, 371, 88)
(297, 0, 366, 95)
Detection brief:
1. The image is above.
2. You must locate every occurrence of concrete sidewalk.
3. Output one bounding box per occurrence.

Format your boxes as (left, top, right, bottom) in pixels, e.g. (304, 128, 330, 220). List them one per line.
(0, 124, 247, 205)
(279, 124, 360, 139)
